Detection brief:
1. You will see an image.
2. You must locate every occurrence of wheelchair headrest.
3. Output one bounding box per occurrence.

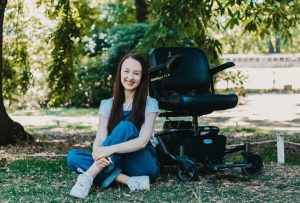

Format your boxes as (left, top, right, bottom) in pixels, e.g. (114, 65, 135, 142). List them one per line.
(149, 47, 211, 92)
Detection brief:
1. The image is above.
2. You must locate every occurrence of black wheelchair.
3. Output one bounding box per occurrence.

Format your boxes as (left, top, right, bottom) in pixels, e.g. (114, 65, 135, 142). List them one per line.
(149, 47, 263, 181)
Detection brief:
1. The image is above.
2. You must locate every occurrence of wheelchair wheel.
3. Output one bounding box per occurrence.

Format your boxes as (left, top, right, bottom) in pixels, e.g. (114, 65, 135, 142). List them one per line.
(176, 162, 198, 181)
(242, 153, 263, 176)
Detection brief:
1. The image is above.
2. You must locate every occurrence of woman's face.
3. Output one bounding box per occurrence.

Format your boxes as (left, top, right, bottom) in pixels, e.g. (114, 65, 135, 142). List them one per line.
(120, 58, 142, 92)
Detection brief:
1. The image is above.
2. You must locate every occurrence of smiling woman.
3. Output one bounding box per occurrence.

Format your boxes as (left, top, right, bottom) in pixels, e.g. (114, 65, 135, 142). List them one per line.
(121, 58, 142, 92)
(67, 53, 160, 199)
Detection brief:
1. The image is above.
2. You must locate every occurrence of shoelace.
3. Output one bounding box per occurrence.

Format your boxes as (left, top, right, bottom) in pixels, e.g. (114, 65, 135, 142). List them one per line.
(129, 181, 140, 191)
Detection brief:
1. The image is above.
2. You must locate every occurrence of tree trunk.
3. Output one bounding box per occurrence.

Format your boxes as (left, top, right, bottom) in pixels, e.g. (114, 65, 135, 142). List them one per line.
(0, 0, 33, 146)
(268, 39, 274, 53)
(275, 35, 281, 53)
(135, 0, 147, 22)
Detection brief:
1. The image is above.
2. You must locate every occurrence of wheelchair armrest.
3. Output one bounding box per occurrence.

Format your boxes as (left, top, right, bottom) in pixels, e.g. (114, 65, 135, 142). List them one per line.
(209, 62, 235, 76)
(149, 54, 183, 75)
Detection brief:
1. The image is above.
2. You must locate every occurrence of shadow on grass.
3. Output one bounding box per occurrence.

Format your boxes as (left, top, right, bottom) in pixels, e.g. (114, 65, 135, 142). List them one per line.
(1, 157, 299, 202)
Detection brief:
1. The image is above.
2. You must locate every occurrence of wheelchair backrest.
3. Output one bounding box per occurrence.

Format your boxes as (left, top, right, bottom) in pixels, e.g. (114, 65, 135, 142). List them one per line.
(149, 47, 211, 95)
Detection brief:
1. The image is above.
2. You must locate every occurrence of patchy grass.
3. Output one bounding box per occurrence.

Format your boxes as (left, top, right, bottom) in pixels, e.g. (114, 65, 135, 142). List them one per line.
(0, 157, 299, 202)
(8, 107, 99, 117)
(3, 107, 300, 201)
(25, 124, 94, 135)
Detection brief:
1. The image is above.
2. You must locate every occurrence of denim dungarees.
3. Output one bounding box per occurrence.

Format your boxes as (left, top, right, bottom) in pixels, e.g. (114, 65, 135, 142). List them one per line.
(67, 111, 160, 186)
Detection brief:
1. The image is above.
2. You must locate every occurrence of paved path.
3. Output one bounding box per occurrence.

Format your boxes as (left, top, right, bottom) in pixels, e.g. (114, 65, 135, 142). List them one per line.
(11, 94, 300, 131)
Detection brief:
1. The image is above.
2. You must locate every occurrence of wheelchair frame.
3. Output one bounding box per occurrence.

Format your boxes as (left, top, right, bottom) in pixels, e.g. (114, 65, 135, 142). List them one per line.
(149, 50, 263, 181)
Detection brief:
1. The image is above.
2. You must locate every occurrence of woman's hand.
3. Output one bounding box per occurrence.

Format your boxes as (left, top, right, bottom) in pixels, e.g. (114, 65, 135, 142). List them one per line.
(92, 146, 114, 161)
(95, 157, 112, 168)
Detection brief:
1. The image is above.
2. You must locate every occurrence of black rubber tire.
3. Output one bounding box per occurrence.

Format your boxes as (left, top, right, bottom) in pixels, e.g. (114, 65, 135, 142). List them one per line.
(176, 162, 198, 181)
(242, 153, 263, 176)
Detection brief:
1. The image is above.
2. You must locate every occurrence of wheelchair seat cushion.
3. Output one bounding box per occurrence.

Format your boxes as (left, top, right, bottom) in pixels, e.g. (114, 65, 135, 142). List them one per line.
(158, 93, 238, 115)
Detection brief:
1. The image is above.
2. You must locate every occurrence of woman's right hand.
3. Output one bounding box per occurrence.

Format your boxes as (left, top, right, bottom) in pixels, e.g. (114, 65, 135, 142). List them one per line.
(95, 157, 112, 168)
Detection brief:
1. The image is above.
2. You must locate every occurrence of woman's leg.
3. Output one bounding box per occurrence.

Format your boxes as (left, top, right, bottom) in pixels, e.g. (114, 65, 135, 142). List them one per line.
(67, 149, 110, 185)
(68, 119, 139, 184)
(100, 120, 139, 171)
(122, 143, 160, 182)
(100, 120, 158, 190)
(102, 120, 139, 146)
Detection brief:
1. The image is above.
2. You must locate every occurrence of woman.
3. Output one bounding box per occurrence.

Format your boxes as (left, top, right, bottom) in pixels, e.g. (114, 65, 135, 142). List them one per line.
(67, 53, 160, 199)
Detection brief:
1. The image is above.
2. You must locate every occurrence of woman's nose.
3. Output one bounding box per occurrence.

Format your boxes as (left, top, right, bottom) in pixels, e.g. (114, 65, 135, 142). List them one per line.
(127, 73, 134, 79)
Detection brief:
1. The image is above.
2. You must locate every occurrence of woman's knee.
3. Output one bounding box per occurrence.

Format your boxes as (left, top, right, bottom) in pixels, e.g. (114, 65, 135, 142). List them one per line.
(115, 121, 136, 130)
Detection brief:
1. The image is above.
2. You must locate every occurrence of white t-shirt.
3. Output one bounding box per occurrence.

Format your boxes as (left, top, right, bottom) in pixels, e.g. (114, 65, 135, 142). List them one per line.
(98, 96, 160, 146)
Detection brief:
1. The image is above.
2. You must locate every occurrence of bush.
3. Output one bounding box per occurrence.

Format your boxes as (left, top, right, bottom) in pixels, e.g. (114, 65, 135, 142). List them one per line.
(70, 23, 149, 107)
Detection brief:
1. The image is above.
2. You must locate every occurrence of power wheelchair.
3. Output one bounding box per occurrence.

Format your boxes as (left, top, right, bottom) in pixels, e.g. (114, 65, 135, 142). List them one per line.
(149, 47, 263, 181)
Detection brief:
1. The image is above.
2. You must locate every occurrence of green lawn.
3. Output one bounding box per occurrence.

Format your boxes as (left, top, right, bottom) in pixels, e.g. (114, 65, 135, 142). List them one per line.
(8, 107, 99, 116)
(3, 107, 300, 202)
(1, 157, 299, 202)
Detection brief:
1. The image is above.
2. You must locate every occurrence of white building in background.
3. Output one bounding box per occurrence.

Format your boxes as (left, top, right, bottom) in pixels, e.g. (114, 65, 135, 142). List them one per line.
(216, 53, 300, 90)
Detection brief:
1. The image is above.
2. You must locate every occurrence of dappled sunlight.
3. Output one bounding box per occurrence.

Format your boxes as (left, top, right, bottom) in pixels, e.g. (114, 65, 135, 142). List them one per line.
(207, 94, 300, 131)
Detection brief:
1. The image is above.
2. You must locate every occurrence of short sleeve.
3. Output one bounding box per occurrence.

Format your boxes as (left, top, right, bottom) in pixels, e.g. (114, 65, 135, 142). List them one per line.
(145, 97, 160, 115)
(98, 99, 112, 117)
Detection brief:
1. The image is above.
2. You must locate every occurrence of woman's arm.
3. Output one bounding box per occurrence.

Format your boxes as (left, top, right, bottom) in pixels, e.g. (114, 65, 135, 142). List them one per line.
(94, 112, 158, 159)
(92, 115, 109, 151)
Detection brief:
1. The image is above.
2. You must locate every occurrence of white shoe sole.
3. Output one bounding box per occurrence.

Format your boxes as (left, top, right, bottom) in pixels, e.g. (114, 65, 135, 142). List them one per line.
(70, 189, 88, 199)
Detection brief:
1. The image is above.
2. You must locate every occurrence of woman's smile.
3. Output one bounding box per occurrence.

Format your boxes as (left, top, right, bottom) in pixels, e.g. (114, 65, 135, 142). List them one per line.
(121, 58, 142, 92)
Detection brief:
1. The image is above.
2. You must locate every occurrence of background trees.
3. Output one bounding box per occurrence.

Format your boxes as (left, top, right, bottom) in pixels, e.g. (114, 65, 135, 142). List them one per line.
(1, 0, 300, 145)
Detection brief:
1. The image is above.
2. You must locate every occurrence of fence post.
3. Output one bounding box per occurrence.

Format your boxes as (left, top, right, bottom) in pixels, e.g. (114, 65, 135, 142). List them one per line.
(277, 136, 285, 164)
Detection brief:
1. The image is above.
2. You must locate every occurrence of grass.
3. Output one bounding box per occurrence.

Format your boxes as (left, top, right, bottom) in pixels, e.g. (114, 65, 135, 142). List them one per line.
(3, 107, 300, 202)
(25, 124, 94, 135)
(0, 156, 299, 202)
(8, 107, 99, 116)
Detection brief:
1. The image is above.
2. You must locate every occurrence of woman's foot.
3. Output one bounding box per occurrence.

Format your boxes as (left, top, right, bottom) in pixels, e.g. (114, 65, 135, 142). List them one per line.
(127, 176, 150, 191)
(70, 172, 93, 199)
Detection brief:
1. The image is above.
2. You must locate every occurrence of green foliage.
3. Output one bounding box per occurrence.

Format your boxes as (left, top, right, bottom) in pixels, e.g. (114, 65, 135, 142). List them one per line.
(218, 69, 248, 96)
(142, 0, 223, 65)
(142, 0, 300, 64)
(2, 58, 19, 103)
(3, 0, 33, 104)
(98, 0, 136, 28)
(221, 27, 300, 54)
(3, 0, 300, 108)
(219, 0, 300, 54)
(45, 0, 82, 106)
(70, 23, 149, 107)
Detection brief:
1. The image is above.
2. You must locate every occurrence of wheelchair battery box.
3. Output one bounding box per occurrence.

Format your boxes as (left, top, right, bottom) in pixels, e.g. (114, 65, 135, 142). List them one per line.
(185, 133, 227, 162)
(159, 132, 227, 162)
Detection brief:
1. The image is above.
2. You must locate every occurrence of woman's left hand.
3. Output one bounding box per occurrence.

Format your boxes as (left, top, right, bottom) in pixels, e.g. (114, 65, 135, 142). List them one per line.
(93, 146, 114, 161)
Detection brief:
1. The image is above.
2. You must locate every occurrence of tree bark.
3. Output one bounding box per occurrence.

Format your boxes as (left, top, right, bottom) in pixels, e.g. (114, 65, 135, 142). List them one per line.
(275, 35, 281, 53)
(0, 0, 33, 146)
(135, 0, 147, 22)
(268, 39, 274, 53)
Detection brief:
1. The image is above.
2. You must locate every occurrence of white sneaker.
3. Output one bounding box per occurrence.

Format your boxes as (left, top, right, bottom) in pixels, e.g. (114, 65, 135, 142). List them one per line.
(70, 172, 93, 199)
(127, 176, 150, 191)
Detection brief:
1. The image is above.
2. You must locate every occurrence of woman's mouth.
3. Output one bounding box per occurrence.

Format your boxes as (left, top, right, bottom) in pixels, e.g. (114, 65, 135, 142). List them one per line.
(125, 80, 135, 86)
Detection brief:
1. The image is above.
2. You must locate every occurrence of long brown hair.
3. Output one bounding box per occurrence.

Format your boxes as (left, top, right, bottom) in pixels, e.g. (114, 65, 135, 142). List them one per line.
(107, 53, 149, 134)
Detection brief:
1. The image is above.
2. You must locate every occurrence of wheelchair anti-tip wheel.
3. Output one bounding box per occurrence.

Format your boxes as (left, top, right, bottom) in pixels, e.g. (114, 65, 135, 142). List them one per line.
(242, 153, 263, 176)
(176, 161, 198, 181)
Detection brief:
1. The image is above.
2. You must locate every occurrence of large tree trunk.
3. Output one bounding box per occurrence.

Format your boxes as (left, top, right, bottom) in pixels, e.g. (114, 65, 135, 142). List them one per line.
(0, 0, 33, 146)
(135, 0, 147, 22)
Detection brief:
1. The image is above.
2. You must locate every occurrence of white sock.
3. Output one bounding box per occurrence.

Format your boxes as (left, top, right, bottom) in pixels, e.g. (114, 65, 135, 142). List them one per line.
(83, 172, 94, 183)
